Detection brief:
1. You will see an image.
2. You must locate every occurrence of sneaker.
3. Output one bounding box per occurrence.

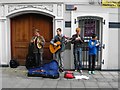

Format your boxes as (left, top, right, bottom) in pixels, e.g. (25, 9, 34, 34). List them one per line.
(59, 68, 64, 73)
(75, 70, 77, 72)
(88, 71, 91, 75)
(92, 71, 95, 74)
(79, 70, 83, 75)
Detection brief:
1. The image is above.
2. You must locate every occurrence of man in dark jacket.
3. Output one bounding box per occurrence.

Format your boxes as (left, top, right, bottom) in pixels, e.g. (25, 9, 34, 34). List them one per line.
(71, 28, 84, 74)
(31, 29, 45, 67)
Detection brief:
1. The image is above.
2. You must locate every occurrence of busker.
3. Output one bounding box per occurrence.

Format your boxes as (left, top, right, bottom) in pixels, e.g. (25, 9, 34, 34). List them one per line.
(50, 28, 65, 72)
(30, 29, 45, 67)
(71, 27, 84, 74)
(88, 34, 100, 75)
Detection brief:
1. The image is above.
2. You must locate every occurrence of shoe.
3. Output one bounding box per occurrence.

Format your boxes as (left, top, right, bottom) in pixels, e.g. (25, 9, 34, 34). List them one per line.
(88, 71, 91, 75)
(79, 70, 83, 75)
(75, 70, 77, 72)
(59, 68, 64, 73)
(92, 71, 95, 74)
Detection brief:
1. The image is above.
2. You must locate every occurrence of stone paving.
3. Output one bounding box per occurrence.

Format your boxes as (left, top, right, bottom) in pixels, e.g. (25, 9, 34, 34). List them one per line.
(1, 66, 119, 89)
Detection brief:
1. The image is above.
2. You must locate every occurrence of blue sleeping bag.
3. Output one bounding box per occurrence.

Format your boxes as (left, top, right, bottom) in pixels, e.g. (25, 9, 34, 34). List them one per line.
(28, 60, 59, 79)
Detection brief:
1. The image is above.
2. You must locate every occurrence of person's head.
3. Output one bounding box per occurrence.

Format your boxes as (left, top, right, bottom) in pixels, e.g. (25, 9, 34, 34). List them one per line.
(34, 29, 40, 36)
(56, 28, 62, 35)
(92, 34, 97, 40)
(76, 28, 81, 35)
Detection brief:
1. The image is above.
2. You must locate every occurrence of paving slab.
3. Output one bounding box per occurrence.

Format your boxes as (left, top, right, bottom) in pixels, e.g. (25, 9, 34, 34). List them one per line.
(1, 67, 119, 89)
(13, 78, 33, 88)
(41, 80, 58, 88)
(97, 82, 112, 88)
(84, 81, 99, 88)
(56, 80, 71, 88)
(27, 79, 44, 88)
(71, 81, 85, 88)
(109, 82, 118, 88)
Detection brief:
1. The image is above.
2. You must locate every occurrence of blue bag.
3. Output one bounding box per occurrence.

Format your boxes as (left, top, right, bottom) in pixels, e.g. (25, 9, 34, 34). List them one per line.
(28, 60, 59, 79)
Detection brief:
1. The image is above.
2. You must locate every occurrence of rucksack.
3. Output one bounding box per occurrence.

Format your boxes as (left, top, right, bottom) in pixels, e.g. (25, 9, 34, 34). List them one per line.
(25, 43, 36, 69)
(64, 71, 75, 79)
(25, 54, 36, 69)
(10, 59, 19, 68)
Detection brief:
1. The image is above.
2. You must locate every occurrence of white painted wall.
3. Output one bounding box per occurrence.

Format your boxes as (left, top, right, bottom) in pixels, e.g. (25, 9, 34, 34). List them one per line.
(0, 21, 2, 65)
(0, 0, 119, 70)
(64, 3, 118, 70)
(107, 13, 119, 69)
(0, 3, 65, 66)
(0, 0, 91, 3)
(108, 28, 118, 69)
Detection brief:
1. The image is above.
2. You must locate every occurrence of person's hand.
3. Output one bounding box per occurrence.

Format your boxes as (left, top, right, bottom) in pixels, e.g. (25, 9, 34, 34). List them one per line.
(96, 42, 100, 46)
(91, 42, 94, 45)
(75, 37, 80, 40)
(31, 39, 34, 43)
(54, 43, 57, 46)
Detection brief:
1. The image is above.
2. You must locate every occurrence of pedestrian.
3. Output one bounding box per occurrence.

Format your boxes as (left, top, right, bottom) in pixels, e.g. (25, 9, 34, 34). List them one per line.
(71, 27, 84, 74)
(88, 34, 100, 75)
(30, 29, 45, 67)
(50, 28, 65, 72)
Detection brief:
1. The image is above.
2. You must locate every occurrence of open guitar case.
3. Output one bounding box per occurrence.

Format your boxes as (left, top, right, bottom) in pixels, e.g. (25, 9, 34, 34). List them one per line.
(27, 60, 59, 79)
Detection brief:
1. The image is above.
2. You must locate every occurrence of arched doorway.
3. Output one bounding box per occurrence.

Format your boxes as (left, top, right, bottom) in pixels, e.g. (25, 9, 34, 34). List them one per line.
(11, 13, 53, 65)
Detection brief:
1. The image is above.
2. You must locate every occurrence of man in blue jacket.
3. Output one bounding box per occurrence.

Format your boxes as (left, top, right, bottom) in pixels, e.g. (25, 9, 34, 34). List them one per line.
(88, 34, 100, 75)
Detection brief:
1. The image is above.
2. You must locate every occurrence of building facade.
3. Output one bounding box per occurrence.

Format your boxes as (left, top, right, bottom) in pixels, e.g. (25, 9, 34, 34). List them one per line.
(0, 0, 119, 70)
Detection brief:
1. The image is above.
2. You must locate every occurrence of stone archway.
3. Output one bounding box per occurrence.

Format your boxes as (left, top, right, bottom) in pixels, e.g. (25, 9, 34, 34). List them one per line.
(0, 4, 64, 66)
(11, 13, 53, 65)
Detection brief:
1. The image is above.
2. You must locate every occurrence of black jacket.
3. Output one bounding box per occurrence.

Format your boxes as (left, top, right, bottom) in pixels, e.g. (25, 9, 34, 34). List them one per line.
(71, 34, 84, 48)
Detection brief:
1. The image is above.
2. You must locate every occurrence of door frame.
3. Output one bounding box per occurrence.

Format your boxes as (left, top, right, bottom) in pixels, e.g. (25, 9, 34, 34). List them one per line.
(7, 10, 56, 65)
(71, 11, 109, 70)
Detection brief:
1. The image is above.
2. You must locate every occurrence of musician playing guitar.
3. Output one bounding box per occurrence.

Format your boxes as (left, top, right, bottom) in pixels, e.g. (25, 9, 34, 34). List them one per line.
(50, 28, 66, 72)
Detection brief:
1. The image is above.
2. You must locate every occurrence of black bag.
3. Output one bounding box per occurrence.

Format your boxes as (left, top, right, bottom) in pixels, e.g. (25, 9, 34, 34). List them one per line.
(25, 54, 36, 69)
(25, 43, 36, 69)
(10, 59, 19, 68)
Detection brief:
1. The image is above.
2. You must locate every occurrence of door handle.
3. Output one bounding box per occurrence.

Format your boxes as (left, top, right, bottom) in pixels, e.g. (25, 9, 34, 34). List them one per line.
(101, 59, 104, 64)
(102, 44, 105, 49)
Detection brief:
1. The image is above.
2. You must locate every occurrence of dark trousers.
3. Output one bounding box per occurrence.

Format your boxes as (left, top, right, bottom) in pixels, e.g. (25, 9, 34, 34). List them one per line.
(34, 52, 43, 67)
(88, 55, 96, 71)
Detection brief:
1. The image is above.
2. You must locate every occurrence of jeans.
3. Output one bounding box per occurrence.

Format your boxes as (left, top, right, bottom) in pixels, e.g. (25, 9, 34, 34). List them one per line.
(88, 55, 96, 71)
(55, 51, 64, 70)
(73, 48, 82, 70)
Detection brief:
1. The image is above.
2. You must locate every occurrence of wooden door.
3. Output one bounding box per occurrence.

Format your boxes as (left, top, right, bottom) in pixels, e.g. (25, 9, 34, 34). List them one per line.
(11, 13, 53, 65)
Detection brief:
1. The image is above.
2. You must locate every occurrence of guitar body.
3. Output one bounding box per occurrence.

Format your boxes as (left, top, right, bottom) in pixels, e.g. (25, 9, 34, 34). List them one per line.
(49, 41, 61, 54)
(49, 36, 72, 54)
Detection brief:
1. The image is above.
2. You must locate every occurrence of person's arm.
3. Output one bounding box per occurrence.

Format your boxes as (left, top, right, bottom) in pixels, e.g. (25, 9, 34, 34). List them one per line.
(71, 35, 76, 44)
(31, 36, 36, 43)
(41, 36, 45, 46)
(81, 37, 84, 43)
(50, 36, 58, 46)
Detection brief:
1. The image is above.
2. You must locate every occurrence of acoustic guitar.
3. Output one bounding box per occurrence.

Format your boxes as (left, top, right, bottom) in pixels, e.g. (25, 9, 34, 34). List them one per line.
(49, 37, 72, 54)
(49, 41, 62, 54)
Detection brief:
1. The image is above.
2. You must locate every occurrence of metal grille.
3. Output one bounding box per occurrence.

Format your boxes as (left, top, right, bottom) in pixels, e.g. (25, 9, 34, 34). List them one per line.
(78, 16, 103, 70)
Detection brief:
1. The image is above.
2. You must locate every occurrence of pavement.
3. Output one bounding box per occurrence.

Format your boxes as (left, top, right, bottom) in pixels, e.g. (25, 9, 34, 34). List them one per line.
(1, 66, 119, 89)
